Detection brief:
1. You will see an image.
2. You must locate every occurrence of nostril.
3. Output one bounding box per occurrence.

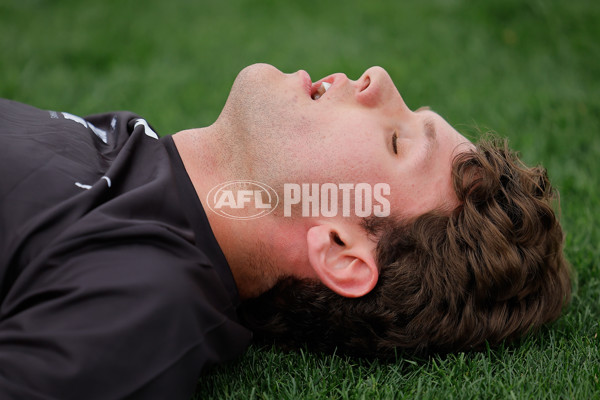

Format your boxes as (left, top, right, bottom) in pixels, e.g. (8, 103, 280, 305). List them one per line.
(360, 76, 371, 92)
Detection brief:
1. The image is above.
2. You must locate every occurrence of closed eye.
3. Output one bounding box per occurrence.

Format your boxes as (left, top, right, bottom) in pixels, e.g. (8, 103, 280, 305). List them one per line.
(392, 131, 398, 154)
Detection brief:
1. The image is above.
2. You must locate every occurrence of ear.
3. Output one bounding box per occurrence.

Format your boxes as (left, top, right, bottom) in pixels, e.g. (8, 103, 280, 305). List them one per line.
(306, 224, 378, 298)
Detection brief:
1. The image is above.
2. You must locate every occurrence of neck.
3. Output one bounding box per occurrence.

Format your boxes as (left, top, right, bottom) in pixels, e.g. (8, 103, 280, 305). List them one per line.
(171, 126, 310, 299)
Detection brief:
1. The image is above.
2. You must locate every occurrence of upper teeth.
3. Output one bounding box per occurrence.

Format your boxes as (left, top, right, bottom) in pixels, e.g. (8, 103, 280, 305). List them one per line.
(312, 82, 331, 100)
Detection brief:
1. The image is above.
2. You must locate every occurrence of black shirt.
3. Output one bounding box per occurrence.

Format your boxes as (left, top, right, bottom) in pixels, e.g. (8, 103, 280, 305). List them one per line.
(0, 99, 252, 399)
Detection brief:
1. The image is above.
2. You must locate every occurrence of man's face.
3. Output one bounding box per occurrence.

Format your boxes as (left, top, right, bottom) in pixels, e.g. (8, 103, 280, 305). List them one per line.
(216, 63, 472, 219)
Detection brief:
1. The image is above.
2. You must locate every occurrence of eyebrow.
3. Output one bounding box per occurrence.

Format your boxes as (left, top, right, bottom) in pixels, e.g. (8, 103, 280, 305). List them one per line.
(423, 116, 437, 161)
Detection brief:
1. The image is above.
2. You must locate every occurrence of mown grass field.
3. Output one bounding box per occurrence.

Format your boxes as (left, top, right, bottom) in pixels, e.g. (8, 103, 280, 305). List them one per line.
(1, 0, 598, 398)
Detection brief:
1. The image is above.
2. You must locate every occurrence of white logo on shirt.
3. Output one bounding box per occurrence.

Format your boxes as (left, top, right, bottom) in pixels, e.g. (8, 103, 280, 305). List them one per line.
(61, 112, 108, 144)
(134, 119, 159, 139)
(75, 175, 112, 190)
(75, 182, 92, 190)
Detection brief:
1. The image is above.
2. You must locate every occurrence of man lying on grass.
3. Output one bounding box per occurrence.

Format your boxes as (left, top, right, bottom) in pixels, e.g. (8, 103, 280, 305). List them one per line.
(0, 64, 571, 399)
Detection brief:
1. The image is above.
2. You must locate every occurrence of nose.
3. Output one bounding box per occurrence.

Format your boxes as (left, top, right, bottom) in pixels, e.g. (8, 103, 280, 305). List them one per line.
(355, 66, 410, 112)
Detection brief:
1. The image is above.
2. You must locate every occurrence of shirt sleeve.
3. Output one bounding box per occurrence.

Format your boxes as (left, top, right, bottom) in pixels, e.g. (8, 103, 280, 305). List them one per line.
(0, 243, 224, 400)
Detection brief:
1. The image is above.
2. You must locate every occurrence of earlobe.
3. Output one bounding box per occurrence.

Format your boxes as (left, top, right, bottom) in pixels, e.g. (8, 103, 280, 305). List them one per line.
(306, 225, 379, 298)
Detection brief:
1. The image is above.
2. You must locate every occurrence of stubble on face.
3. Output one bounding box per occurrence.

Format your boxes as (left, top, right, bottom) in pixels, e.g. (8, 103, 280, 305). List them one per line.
(214, 65, 323, 187)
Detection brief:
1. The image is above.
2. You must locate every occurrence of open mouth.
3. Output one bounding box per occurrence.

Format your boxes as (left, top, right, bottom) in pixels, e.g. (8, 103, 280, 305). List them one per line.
(311, 81, 331, 100)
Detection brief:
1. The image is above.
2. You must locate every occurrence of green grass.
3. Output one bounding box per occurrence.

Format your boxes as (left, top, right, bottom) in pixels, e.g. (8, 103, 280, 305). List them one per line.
(2, 0, 599, 398)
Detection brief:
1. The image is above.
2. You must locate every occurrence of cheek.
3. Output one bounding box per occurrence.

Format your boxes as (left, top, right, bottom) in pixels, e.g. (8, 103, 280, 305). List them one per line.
(318, 123, 389, 181)
(336, 148, 392, 185)
(274, 111, 390, 181)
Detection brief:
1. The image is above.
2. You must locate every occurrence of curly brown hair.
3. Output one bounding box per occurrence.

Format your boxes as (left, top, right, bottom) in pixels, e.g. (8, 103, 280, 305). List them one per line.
(239, 135, 572, 357)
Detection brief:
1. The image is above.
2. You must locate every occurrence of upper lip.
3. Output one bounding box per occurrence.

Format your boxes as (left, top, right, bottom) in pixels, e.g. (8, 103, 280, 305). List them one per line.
(300, 70, 312, 98)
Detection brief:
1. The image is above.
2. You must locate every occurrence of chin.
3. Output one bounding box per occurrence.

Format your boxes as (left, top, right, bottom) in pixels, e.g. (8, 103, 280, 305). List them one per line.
(237, 63, 280, 81)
